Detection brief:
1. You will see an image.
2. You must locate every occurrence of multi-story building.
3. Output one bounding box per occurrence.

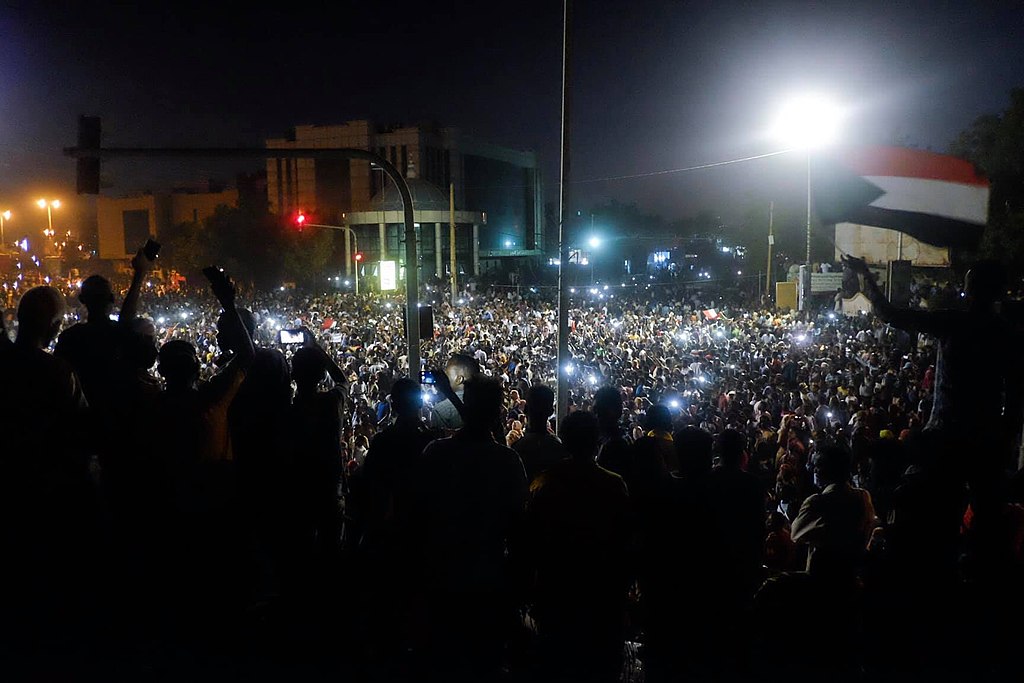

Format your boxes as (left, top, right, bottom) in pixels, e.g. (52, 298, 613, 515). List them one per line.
(265, 120, 544, 279)
(96, 181, 239, 260)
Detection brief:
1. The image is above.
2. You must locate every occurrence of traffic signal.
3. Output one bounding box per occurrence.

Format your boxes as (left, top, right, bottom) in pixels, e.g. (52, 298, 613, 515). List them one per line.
(294, 212, 306, 229)
(354, 252, 363, 262)
(76, 115, 101, 195)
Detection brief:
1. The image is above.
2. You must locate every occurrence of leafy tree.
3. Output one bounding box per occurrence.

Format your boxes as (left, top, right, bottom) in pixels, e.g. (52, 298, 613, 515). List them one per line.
(950, 88, 1024, 273)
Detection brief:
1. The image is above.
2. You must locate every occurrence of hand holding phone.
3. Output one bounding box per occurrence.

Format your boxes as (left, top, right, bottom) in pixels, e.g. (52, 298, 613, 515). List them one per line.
(279, 329, 306, 345)
(203, 266, 235, 308)
(419, 370, 437, 385)
(143, 238, 161, 261)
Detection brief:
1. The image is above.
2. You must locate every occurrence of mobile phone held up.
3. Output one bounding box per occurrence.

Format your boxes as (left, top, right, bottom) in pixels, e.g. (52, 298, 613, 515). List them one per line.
(143, 238, 161, 261)
(419, 370, 437, 385)
(279, 329, 306, 345)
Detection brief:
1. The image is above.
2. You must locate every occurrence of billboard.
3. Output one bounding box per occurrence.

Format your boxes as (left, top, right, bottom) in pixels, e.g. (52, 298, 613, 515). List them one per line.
(380, 260, 397, 291)
(834, 223, 950, 268)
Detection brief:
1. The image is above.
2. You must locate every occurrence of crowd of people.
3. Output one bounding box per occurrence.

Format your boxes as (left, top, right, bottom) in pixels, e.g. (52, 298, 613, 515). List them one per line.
(1, 247, 1023, 682)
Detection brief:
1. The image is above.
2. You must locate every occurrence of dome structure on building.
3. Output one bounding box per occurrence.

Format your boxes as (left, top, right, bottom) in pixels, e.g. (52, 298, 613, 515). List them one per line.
(369, 177, 451, 212)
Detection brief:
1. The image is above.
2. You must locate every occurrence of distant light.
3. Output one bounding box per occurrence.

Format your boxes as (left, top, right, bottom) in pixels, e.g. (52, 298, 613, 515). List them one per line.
(722, 246, 731, 253)
(796, 334, 807, 342)
(588, 375, 597, 385)
(157, 317, 166, 324)
(603, 285, 609, 291)
(280, 286, 285, 291)
(590, 288, 598, 295)
(827, 412, 834, 419)
(588, 236, 601, 249)
(504, 240, 513, 248)
(458, 298, 465, 305)
(570, 288, 576, 294)
(344, 280, 351, 286)
(828, 313, 836, 320)
(564, 363, 574, 376)
(180, 312, 189, 319)
(669, 399, 680, 409)
(385, 303, 393, 309)
(737, 270, 742, 275)
(697, 376, 706, 384)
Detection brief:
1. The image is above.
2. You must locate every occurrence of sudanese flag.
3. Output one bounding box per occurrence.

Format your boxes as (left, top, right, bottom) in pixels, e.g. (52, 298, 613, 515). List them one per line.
(813, 146, 989, 249)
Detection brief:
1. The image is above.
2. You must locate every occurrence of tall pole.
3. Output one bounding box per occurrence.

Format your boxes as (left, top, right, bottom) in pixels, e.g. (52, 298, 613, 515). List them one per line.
(556, 0, 573, 423)
(805, 150, 812, 265)
(47, 204, 53, 235)
(0, 212, 7, 248)
(450, 183, 457, 306)
(766, 201, 774, 304)
(352, 230, 359, 296)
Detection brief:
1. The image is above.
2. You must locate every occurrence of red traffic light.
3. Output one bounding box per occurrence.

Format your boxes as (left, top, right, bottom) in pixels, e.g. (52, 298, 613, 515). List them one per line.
(294, 212, 306, 227)
(354, 252, 363, 262)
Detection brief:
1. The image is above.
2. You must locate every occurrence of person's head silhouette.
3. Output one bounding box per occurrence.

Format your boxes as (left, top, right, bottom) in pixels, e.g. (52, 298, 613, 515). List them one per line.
(964, 259, 1005, 307)
(525, 384, 555, 432)
(216, 307, 256, 354)
(444, 354, 479, 394)
(716, 428, 747, 470)
(291, 346, 327, 392)
(675, 425, 713, 479)
(559, 410, 600, 462)
(646, 404, 673, 434)
(158, 339, 200, 390)
(78, 275, 114, 320)
(593, 385, 623, 430)
(461, 376, 503, 435)
(389, 378, 422, 421)
(17, 286, 65, 348)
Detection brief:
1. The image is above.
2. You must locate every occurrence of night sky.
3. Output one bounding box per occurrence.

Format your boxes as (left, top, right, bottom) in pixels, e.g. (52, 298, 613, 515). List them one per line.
(2, 0, 1023, 234)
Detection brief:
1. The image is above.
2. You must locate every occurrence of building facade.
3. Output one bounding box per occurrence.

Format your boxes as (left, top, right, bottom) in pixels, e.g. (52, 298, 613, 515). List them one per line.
(264, 121, 544, 280)
(97, 186, 239, 259)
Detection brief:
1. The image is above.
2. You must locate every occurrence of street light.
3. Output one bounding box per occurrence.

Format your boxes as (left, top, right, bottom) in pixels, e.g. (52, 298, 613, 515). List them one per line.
(0, 210, 10, 250)
(587, 235, 601, 283)
(770, 95, 842, 264)
(37, 199, 61, 254)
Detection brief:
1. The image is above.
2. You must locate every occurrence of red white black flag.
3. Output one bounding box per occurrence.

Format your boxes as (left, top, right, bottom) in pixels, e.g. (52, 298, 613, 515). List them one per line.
(813, 146, 989, 249)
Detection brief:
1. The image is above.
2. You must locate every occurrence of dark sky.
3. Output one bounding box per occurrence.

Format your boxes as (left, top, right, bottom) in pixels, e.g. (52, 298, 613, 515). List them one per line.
(1, 0, 1022, 229)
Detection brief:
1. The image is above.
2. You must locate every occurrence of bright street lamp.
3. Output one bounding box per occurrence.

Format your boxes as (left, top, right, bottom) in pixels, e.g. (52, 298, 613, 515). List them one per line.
(37, 198, 61, 241)
(588, 236, 601, 249)
(771, 95, 843, 264)
(0, 210, 10, 249)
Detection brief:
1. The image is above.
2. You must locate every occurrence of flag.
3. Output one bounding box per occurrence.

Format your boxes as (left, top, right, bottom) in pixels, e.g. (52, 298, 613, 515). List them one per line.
(321, 317, 335, 330)
(703, 309, 719, 321)
(813, 146, 989, 249)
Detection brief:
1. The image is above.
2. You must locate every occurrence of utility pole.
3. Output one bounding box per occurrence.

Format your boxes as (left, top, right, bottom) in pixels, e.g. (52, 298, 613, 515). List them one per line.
(450, 183, 457, 306)
(556, 0, 573, 424)
(766, 201, 774, 305)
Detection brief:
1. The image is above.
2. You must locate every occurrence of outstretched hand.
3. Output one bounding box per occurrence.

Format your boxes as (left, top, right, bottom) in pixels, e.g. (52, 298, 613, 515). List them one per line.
(130, 248, 152, 276)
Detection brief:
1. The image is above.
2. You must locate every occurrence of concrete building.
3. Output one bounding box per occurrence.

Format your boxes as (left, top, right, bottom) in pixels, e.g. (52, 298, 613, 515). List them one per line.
(97, 184, 238, 259)
(264, 120, 543, 279)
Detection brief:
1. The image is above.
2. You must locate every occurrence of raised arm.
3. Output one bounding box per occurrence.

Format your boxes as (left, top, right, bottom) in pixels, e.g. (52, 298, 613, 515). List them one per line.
(204, 266, 254, 370)
(119, 247, 153, 324)
(842, 254, 956, 336)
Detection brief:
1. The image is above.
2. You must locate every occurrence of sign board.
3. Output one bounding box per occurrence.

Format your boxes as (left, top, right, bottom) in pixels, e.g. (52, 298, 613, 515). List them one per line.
(776, 281, 798, 310)
(810, 272, 845, 293)
(380, 260, 397, 291)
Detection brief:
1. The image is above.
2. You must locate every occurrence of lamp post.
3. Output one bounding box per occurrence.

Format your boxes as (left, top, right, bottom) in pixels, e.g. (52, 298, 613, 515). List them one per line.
(37, 198, 60, 234)
(0, 210, 10, 249)
(770, 95, 841, 265)
(588, 235, 601, 283)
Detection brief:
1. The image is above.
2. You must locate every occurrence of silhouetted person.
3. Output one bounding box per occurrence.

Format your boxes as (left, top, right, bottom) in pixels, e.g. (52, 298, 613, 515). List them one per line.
(429, 353, 478, 431)
(641, 426, 715, 682)
(846, 255, 1022, 569)
(0, 286, 95, 664)
(408, 376, 528, 682)
(595, 385, 633, 481)
(152, 268, 254, 639)
(703, 428, 766, 677)
(360, 378, 439, 675)
(524, 410, 630, 683)
(791, 444, 877, 677)
(55, 248, 151, 413)
(287, 340, 348, 571)
(217, 304, 292, 606)
(513, 384, 566, 484)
